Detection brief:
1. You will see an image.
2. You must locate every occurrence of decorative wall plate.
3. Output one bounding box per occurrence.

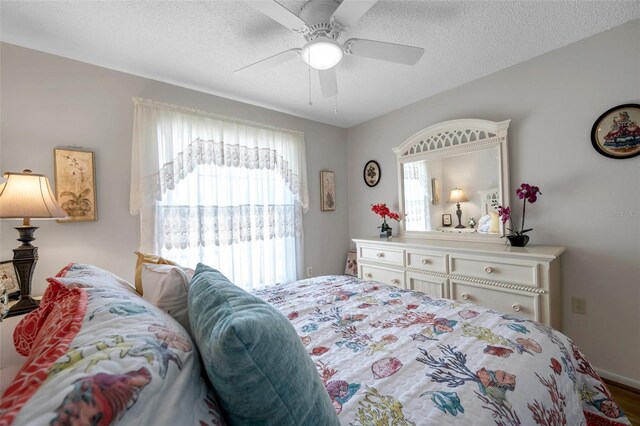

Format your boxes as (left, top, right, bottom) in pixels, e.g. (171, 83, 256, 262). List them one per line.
(591, 104, 640, 159)
(363, 160, 381, 187)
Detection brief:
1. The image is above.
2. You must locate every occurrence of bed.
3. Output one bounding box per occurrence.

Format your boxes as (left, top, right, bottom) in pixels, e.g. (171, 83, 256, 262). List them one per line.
(253, 275, 630, 425)
(0, 265, 631, 426)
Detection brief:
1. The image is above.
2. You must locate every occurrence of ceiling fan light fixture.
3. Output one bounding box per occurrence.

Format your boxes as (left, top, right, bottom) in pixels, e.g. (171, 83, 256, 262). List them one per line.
(301, 37, 343, 70)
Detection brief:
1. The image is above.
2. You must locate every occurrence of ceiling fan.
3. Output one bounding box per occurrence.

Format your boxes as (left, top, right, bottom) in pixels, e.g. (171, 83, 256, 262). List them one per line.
(236, 0, 425, 99)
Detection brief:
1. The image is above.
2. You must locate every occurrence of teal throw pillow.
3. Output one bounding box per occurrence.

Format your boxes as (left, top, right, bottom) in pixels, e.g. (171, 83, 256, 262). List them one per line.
(189, 264, 339, 426)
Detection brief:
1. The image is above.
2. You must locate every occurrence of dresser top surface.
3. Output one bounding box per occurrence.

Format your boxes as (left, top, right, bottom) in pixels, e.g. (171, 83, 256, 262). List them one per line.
(353, 237, 565, 259)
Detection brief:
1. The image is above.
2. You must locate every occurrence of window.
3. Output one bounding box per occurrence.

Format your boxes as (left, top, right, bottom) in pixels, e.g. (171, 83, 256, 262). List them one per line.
(130, 99, 308, 290)
(403, 160, 431, 231)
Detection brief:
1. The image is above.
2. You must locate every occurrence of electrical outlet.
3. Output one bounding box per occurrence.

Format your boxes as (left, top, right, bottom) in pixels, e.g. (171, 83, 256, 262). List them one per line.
(306, 267, 313, 277)
(572, 297, 586, 315)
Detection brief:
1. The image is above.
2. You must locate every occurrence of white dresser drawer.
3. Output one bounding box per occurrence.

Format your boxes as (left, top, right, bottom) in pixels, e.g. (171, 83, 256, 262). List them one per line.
(406, 250, 447, 273)
(361, 265, 405, 288)
(450, 255, 539, 287)
(406, 272, 447, 298)
(450, 281, 538, 321)
(359, 246, 404, 266)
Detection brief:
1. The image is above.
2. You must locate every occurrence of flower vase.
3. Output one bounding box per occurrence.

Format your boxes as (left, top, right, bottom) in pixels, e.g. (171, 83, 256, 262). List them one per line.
(507, 235, 529, 247)
(380, 228, 392, 238)
(379, 221, 392, 238)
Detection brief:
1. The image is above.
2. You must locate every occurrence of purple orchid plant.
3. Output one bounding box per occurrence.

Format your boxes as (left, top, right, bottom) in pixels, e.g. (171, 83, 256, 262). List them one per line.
(494, 183, 542, 237)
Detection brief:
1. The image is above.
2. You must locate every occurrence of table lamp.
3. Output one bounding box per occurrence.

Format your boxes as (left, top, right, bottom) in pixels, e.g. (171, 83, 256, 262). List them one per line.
(0, 170, 67, 317)
(448, 188, 469, 229)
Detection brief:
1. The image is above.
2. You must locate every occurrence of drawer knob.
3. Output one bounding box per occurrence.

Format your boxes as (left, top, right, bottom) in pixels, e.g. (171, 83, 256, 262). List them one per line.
(484, 266, 493, 274)
(512, 304, 521, 312)
(376, 252, 385, 258)
(461, 293, 470, 300)
(365, 273, 373, 279)
(391, 279, 400, 285)
(421, 258, 430, 265)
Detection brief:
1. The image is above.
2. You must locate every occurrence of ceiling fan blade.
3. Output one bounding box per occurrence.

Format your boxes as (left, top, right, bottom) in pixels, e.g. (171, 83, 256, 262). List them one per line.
(245, 1, 309, 34)
(345, 38, 424, 65)
(318, 68, 338, 98)
(234, 48, 301, 74)
(331, 0, 378, 28)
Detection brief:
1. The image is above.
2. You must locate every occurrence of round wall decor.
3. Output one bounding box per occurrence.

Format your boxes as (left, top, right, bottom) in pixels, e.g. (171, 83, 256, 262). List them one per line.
(591, 103, 640, 159)
(363, 160, 381, 187)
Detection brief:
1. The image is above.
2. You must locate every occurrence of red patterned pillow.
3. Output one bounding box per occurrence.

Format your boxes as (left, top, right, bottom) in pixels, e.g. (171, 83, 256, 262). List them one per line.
(1, 279, 87, 425)
(13, 280, 73, 356)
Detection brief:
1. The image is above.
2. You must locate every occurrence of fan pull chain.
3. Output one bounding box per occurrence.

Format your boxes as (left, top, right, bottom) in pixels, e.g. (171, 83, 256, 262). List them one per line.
(307, 50, 313, 106)
(334, 95, 338, 114)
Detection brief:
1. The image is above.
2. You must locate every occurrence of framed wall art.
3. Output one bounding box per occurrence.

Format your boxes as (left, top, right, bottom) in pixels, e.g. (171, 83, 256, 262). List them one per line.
(442, 214, 452, 227)
(591, 103, 640, 159)
(344, 250, 357, 277)
(320, 170, 336, 211)
(54, 148, 97, 222)
(0, 260, 20, 300)
(363, 160, 381, 187)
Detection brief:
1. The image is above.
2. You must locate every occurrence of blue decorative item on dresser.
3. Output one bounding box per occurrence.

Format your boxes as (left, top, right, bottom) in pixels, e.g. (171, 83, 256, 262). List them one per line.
(188, 263, 339, 426)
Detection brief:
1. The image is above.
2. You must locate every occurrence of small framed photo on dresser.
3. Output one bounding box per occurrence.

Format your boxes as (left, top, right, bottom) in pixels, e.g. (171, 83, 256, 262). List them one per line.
(442, 214, 452, 227)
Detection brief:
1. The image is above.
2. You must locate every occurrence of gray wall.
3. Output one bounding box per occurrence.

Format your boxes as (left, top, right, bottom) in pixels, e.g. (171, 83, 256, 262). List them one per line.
(0, 43, 349, 294)
(347, 20, 640, 382)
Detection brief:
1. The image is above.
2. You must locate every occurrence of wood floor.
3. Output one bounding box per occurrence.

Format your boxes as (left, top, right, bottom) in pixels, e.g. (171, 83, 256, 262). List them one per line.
(605, 379, 640, 425)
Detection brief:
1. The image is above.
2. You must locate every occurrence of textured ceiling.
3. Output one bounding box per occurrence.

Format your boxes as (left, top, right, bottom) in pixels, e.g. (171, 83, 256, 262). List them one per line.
(1, 1, 638, 128)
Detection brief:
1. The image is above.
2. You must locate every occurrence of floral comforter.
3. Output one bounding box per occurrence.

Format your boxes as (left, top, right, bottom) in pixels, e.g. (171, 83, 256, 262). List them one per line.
(254, 275, 630, 426)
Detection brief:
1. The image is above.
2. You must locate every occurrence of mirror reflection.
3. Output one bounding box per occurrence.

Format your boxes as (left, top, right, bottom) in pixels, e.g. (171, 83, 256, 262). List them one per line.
(403, 147, 501, 233)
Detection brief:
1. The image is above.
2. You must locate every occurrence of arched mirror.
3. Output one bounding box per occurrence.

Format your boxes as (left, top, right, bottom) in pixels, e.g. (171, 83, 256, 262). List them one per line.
(393, 119, 510, 242)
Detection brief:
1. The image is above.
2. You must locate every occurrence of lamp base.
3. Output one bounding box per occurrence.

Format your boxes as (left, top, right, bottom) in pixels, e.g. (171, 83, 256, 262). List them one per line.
(455, 203, 466, 229)
(6, 296, 39, 317)
(6, 225, 40, 318)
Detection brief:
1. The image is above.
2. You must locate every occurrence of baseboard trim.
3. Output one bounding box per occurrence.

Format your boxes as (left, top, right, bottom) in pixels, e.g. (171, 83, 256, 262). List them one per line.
(596, 368, 640, 391)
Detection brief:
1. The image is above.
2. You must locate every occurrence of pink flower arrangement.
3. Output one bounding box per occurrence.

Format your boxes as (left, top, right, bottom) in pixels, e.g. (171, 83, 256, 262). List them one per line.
(494, 183, 541, 236)
(371, 203, 401, 231)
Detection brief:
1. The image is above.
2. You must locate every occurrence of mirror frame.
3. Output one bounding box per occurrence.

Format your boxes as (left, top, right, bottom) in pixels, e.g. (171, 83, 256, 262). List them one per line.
(392, 118, 510, 243)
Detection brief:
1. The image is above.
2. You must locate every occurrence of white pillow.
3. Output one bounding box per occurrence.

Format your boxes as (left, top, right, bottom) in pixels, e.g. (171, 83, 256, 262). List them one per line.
(141, 263, 194, 334)
(477, 214, 492, 233)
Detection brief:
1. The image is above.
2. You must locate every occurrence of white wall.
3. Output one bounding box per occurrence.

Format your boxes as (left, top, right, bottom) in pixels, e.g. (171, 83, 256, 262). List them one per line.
(347, 20, 640, 382)
(0, 43, 349, 294)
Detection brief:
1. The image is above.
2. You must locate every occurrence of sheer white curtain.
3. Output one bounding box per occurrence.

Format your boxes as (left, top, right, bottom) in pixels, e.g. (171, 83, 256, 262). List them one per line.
(403, 161, 431, 231)
(130, 98, 309, 290)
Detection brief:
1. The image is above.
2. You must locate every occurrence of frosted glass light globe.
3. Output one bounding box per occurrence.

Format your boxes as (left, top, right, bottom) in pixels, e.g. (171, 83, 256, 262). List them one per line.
(301, 37, 343, 70)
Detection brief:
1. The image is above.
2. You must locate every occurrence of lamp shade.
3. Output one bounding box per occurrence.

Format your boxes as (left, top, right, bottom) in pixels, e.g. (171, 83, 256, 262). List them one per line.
(448, 188, 469, 204)
(0, 170, 67, 219)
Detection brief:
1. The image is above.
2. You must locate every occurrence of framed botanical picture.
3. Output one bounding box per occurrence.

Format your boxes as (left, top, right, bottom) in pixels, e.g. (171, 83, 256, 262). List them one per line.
(320, 170, 336, 211)
(442, 213, 452, 227)
(363, 160, 381, 187)
(54, 148, 97, 222)
(0, 260, 20, 300)
(591, 104, 640, 159)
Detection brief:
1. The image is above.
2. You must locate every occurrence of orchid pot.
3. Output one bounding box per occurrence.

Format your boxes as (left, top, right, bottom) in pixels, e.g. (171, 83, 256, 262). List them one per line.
(371, 203, 401, 239)
(494, 183, 542, 247)
(506, 235, 529, 247)
(379, 221, 392, 238)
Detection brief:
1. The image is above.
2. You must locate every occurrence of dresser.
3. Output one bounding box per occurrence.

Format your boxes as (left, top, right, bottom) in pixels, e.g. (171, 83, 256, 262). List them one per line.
(353, 237, 565, 329)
